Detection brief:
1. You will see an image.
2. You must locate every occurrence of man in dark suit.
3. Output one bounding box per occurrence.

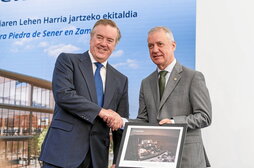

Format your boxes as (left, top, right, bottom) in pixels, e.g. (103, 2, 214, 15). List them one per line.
(135, 26, 212, 168)
(39, 19, 129, 168)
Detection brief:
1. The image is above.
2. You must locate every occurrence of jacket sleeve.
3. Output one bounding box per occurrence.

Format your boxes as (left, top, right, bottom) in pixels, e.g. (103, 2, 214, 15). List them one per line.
(173, 71, 212, 129)
(136, 80, 149, 122)
(52, 53, 101, 124)
(112, 76, 129, 164)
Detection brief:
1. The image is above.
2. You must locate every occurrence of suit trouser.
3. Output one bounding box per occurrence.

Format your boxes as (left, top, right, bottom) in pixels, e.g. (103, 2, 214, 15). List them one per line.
(42, 151, 92, 168)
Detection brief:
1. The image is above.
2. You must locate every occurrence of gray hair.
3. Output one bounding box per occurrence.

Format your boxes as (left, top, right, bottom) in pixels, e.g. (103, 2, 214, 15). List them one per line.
(90, 19, 121, 43)
(148, 26, 175, 42)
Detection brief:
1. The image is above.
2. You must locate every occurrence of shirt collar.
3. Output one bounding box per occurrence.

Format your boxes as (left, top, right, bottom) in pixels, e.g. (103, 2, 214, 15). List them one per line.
(157, 59, 176, 73)
(88, 50, 108, 67)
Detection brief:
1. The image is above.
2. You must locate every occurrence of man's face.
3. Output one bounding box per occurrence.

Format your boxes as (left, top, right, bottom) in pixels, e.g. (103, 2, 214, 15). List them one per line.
(90, 24, 118, 62)
(147, 30, 176, 70)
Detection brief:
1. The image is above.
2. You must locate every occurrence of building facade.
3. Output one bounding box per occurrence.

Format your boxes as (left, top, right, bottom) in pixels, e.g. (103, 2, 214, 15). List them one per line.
(0, 69, 54, 167)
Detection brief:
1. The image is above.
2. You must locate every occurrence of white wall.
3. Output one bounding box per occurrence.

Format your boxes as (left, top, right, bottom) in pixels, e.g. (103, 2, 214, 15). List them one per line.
(196, 0, 254, 167)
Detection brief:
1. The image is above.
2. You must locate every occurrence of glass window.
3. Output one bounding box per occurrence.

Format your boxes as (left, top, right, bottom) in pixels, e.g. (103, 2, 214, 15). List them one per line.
(3, 78, 11, 104)
(0, 77, 4, 103)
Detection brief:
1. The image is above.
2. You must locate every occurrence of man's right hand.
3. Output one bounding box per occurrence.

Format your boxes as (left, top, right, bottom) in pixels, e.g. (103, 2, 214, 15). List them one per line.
(98, 109, 123, 131)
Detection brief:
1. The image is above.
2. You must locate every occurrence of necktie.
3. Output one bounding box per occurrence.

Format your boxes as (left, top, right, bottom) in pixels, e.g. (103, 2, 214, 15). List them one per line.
(159, 70, 168, 99)
(94, 62, 104, 107)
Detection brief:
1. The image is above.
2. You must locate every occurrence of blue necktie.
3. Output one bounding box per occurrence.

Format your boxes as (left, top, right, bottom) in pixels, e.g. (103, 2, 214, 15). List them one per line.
(94, 62, 104, 107)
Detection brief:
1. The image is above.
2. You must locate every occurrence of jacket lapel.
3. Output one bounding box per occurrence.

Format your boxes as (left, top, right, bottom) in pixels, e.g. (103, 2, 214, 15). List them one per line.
(159, 62, 182, 110)
(103, 64, 116, 108)
(78, 52, 97, 104)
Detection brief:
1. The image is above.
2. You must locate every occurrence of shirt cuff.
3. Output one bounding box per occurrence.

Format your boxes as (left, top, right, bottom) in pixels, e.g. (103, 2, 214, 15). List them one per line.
(121, 118, 128, 129)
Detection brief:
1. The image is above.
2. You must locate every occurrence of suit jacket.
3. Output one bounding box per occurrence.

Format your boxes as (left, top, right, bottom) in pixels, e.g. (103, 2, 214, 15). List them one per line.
(39, 51, 129, 168)
(136, 62, 212, 168)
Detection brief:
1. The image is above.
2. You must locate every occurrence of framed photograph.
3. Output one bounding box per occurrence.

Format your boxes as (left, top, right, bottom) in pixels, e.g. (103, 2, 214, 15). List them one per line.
(116, 123, 187, 168)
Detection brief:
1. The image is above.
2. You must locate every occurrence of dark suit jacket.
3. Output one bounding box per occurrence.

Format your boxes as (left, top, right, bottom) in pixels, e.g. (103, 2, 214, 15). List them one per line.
(39, 51, 129, 168)
(136, 62, 212, 168)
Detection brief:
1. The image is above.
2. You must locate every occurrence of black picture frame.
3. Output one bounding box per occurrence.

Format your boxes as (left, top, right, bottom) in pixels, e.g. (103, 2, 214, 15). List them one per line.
(116, 123, 187, 168)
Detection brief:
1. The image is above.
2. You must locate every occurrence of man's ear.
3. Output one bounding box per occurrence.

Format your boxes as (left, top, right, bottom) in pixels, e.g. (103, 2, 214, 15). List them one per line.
(172, 41, 176, 50)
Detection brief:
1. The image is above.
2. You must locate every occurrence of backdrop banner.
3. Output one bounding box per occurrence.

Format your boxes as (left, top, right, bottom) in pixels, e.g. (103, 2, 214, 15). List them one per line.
(0, 0, 196, 117)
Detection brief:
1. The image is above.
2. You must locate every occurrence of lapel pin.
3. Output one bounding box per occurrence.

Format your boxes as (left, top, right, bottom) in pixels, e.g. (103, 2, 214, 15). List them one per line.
(174, 77, 177, 81)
